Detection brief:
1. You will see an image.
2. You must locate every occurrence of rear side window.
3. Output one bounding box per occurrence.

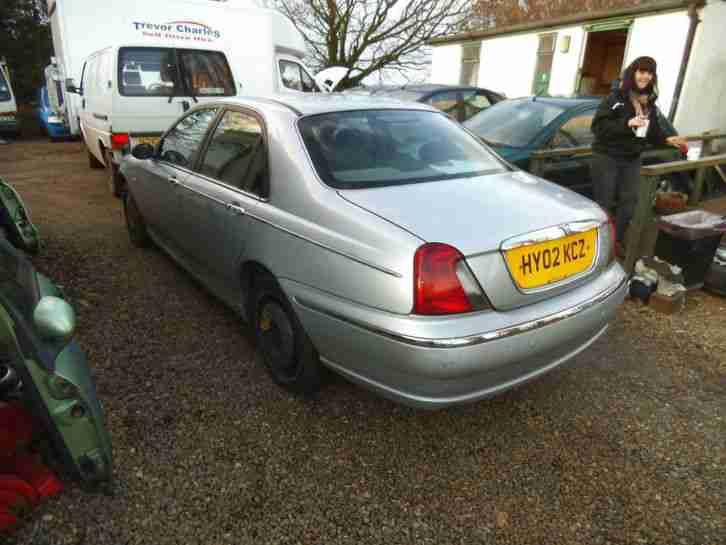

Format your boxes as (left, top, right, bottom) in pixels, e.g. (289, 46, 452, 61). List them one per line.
(550, 113, 596, 148)
(199, 110, 268, 196)
(118, 48, 235, 97)
(159, 108, 218, 168)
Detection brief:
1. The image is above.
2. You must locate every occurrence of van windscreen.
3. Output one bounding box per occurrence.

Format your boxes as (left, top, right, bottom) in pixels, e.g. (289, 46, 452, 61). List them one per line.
(118, 47, 235, 98)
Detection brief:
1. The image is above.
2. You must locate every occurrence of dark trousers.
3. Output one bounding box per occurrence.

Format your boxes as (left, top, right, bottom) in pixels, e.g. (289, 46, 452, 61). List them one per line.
(590, 153, 642, 243)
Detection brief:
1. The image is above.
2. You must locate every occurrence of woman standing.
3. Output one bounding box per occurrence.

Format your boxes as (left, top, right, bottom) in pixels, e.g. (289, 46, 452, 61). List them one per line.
(590, 56, 687, 255)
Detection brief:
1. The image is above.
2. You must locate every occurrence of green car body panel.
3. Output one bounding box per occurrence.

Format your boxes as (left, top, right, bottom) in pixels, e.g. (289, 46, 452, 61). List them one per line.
(0, 178, 112, 484)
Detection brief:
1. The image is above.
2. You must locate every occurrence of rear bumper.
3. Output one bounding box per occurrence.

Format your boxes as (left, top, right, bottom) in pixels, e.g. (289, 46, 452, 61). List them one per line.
(287, 263, 628, 408)
(0, 118, 19, 134)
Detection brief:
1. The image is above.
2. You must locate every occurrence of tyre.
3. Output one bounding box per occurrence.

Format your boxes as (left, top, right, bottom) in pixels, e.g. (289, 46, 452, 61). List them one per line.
(252, 275, 322, 396)
(87, 145, 104, 169)
(104, 149, 124, 198)
(123, 191, 150, 248)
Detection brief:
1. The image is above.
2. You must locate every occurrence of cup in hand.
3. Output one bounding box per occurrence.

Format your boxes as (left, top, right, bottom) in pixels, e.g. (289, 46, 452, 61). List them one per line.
(635, 117, 649, 138)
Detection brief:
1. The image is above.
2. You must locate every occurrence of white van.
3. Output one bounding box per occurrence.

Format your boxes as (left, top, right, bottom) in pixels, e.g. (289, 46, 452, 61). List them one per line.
(0, 59, 19, 138)
(52, 0, 341, 196)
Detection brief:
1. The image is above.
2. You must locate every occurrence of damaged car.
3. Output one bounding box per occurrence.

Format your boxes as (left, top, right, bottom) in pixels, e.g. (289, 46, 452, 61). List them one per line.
(0, 177, 112, 485)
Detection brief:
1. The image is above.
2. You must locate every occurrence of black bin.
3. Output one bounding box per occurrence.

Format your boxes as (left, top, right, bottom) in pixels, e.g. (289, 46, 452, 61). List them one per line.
(654, 210, 726, 289)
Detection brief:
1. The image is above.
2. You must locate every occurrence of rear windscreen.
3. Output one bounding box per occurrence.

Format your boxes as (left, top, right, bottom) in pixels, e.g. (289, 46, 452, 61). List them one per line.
(118, 47, 235, 97)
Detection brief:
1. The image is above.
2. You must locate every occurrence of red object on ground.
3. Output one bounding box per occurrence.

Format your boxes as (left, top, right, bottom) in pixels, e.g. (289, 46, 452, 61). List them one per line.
(0, 505, 18, 532)
(13, 456, 63, 500)
(0, 402, 64, 533)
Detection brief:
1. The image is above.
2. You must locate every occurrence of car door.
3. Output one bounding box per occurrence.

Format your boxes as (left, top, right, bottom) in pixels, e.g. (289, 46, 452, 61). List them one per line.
(539, 109, 597, 197)
(133, 107, 219, 250)
(176, 107, 268, 299)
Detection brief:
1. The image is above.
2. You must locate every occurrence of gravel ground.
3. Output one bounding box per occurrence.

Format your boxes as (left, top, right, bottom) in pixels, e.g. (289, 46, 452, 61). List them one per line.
(0, 137, 724, 545)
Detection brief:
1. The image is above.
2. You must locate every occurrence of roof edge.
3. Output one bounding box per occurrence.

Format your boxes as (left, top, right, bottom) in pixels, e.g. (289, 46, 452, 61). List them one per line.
(429, 0, 703, 46)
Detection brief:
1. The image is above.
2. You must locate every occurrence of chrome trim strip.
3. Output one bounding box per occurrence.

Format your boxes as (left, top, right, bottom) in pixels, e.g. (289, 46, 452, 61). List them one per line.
(247, 210, 403, 278)
(177, 182, 228, 207)
(191, 171, 269, 203)
(500, 220, 601, 251)
(295, 273, 626, 349)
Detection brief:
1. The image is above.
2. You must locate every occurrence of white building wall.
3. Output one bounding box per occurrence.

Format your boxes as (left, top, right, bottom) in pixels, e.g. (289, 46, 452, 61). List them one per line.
(430, 44, 462, 85)
(548, 26, 586, 96)
(624, 10, 691, 120)
(477, 33, 538, 97)
(674, 0, 726, 141)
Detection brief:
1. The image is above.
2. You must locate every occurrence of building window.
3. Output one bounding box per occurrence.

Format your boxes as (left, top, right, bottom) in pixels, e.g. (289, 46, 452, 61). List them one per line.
(460, 43, 481, 86)
(532, 33, 557, 95)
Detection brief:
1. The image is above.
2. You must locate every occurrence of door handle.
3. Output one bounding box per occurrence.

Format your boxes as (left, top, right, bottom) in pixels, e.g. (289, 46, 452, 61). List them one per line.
(168, 176, 179, 186)
(226, 203, 246, 215)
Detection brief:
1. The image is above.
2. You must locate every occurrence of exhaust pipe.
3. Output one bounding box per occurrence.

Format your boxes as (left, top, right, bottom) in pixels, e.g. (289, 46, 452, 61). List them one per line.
(0, 364, 21, 397)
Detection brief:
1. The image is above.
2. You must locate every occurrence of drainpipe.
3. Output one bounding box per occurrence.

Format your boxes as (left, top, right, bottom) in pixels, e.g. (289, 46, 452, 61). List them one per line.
(668, 1, 703, 122)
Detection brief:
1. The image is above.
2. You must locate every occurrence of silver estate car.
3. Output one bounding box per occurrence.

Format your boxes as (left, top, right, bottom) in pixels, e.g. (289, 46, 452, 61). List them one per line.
(119, 94, 628, 409)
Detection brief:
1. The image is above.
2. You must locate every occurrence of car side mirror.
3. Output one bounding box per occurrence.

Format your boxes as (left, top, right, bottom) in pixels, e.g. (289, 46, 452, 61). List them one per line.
(131, 143, 155, 160)
(33, 296, 76, 341)
(65, 78, 81, 95)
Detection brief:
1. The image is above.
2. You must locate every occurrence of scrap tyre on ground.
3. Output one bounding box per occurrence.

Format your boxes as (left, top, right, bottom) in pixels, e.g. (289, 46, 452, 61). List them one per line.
(124, 192, 150, 248)
(252, 275, 322, 396)
(104, 149, 124, 198)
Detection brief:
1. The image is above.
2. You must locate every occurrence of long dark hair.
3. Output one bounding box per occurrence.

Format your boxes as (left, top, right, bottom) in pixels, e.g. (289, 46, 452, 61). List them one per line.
(620, 56, 659, 103)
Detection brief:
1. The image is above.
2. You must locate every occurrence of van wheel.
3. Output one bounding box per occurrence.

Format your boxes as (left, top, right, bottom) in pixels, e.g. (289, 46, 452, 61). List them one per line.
(87, 147, 104, 169)
(104, 149, 124, 198)
(252, 275, 322, 396)
(124, 191, 150, 248)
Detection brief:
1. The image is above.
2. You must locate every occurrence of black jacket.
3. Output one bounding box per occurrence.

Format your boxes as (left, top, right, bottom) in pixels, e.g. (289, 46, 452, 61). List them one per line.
(591, 90, 667, 160)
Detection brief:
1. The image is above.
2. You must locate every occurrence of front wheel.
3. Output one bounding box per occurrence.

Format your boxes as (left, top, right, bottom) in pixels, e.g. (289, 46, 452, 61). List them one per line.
(252, 276, 322, 396)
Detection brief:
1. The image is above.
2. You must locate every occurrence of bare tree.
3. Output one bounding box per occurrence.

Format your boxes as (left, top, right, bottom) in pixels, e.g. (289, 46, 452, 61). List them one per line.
(274, 0, 474, 89)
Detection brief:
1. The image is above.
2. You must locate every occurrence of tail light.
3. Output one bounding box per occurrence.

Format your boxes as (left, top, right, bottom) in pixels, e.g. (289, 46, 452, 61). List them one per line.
(413, 243, 491, 315)
(607, 215, 616, 263)
(111, 133, 129, 150)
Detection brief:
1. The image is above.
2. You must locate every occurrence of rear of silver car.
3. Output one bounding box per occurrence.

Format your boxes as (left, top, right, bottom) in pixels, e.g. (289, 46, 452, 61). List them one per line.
(290, 107, 628, 408)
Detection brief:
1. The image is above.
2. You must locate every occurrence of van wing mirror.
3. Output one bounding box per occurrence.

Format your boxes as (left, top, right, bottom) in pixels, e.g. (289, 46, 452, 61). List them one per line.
(131, 143, 156, 160)
(313, 66, 349, 93)
(65, 78, 81, 95)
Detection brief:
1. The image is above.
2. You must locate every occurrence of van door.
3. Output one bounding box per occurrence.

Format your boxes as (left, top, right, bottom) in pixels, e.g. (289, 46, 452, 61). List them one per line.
(85, 50, 113, 165)
(276, 56, 323, 93)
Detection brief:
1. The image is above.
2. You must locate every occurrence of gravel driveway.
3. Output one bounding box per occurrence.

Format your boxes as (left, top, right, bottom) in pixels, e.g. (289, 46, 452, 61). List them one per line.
(1, 138, 724, 545)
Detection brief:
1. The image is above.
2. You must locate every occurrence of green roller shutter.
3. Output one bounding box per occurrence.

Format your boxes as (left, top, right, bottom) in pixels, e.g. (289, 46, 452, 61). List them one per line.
(584, 18, 633, 33)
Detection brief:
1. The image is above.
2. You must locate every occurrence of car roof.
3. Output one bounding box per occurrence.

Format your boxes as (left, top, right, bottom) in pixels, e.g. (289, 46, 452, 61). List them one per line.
(506, 95, 601, 110)
(211, 93, 438, 116)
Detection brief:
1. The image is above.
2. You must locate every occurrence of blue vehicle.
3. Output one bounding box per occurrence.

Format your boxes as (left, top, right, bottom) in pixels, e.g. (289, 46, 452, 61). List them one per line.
(464, 96, 688, 198)
(37, 84, 71, 141)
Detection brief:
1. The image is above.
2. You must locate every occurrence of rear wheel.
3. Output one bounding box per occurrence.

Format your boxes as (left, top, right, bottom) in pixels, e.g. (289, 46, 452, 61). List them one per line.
(104, 149, 124, 198)
(252, 275, 322, 396)
(124, 191, 150, 248)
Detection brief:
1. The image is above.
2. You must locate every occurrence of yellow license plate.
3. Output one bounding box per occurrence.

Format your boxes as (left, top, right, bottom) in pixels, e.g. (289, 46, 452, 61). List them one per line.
(505, 229, 598, 289)
(134, 136, 160, 146)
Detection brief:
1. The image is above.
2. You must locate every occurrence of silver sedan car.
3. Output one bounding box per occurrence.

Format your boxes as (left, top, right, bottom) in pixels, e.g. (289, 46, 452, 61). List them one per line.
(119, 94, 628, 409)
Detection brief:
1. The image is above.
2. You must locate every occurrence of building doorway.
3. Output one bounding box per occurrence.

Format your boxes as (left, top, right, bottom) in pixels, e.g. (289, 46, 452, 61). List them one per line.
(578, 27, 629, 96)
